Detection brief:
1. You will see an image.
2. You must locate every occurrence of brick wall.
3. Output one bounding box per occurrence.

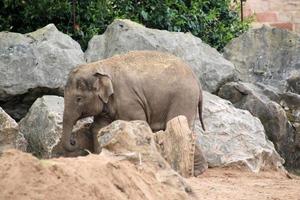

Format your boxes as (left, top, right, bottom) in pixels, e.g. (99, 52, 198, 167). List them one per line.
(243, 0, 300, 33)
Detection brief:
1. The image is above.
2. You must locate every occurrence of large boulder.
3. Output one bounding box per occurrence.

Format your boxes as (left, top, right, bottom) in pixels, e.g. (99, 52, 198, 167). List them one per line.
(0, 24, 85, 120)
(281, 92, 300, 131)
(279, 92, 300, 169)
(218, 82, 300, 169)
(218, 82, 288, 148)
(85, 19, 236, 93)
(223, 25, 300, 94)
(195, 91, 284, 172)
(97, 120, 166, 166)
(19, 95, 93, 158)
(222, 25, 300, 170)
(0, 107, 24, 152)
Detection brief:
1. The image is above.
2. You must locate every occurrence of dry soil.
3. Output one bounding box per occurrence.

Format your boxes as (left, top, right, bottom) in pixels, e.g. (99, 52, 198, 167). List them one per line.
(0, 150, 299, 200)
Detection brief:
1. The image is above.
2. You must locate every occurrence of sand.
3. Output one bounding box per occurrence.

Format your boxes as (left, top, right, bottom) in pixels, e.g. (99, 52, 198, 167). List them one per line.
(189, 168, 300, 200)
(0, 150, 299, 200)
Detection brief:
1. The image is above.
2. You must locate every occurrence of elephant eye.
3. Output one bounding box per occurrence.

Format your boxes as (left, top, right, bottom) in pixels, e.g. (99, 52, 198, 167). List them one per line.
(76, 96, 83, 103)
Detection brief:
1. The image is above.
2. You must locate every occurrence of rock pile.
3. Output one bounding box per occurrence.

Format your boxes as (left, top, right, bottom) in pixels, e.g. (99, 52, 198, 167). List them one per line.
(222, 26, 300, 169)
(1, 20, 296, 172)
(1, 92, 283, 173)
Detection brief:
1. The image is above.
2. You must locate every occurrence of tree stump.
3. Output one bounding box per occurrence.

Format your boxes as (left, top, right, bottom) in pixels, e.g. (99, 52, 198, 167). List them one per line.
(154, 116, 196, 178)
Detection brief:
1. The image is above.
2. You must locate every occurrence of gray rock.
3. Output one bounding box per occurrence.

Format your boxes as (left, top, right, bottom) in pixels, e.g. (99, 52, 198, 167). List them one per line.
(0, 24, 85, 120)
(280, 92, 300, 125)
(218, 82, 288, 146)
(19, 95, 93, 158)
(15, 132, 28, 152)
(97, 120, 167, 165)
(223, 25, 300, 94)
(279, 92, 300, 169)
(287, 71, 300, 94)
(218, 82, 300, 169)
(0, 107, 19, 152)
(85, 19, 236, 93)
(195, 91, 284, 172)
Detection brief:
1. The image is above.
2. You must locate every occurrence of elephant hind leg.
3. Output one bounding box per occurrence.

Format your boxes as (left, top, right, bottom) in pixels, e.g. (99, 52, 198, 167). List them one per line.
(194, 143, 208, 176)
(150, 122, 166, 132)
(166, 104, 197, 129)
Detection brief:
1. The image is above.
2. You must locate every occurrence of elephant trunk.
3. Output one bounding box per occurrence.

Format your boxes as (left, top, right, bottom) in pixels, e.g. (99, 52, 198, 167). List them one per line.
(62, 110, 79, 152)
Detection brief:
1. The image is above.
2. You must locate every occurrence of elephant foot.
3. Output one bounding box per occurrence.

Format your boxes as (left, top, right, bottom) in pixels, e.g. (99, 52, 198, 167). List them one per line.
(194, 166, 207, 177)
(194, 143, 208, 176)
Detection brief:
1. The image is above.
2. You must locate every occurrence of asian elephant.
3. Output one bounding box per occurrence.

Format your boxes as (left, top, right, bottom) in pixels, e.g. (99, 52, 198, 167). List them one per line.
(62, 51, 206, 174)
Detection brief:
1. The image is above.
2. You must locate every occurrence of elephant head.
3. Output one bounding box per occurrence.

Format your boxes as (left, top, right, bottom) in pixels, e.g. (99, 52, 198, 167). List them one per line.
(62, 67, 114, 151)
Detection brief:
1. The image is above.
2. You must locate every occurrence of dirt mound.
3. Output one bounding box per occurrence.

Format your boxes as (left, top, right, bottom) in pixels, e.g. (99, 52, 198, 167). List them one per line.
(1, 150, 299, 200)
(0, 150, 192, 200)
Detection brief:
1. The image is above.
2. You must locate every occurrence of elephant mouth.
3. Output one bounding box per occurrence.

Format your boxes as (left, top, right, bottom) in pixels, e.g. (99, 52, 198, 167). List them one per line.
(79, 112, 91, 120)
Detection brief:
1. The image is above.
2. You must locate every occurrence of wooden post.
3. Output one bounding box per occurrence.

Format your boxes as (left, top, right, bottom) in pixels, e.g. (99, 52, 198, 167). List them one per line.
(154, 116, 196, 178)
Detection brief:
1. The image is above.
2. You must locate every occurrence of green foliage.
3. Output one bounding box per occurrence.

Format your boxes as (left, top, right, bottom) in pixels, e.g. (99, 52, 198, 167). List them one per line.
(0, 0, 112, 49)
(0, 0, 250, 51)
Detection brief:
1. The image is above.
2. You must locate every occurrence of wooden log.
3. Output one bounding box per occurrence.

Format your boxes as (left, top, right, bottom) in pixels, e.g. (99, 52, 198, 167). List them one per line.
(154, 116, 195, 178)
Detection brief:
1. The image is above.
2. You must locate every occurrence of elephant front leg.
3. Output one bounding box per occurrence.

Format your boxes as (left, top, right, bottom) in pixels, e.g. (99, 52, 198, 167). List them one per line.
(91, 115, 112, 154)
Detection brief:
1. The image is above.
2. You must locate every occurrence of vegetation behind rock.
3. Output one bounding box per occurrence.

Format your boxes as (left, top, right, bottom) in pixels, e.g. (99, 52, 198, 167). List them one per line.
(0, 0, 250, 50)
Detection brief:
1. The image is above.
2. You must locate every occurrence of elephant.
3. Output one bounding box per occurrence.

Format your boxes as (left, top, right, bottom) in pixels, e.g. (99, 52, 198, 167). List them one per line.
(62, 50, 206, 175)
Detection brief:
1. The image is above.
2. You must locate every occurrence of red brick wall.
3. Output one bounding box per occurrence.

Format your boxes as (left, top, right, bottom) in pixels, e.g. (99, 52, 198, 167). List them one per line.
(243, 0, 300, 33)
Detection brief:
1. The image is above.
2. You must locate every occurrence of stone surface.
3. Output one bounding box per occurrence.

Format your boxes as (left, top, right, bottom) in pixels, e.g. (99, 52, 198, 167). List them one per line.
(223, 25, 300, 94)
(0, 24, 85, 120)
(97, 120, 161, 162)
(97, 120, 192, 191)
(222, 25, 300, 170)
(0, 107, 19, 152)
(195, 91, 284, 172)
(97, 120, 171, 171)
(15, 132, 28, 152)
(218, 82, 287, 148)
(85, 19, 236, 93)
(287, 71, 300, 94)
(279, 92, 300, 169)
(19, 95, 93, 158)
(218, 81, 300, 169)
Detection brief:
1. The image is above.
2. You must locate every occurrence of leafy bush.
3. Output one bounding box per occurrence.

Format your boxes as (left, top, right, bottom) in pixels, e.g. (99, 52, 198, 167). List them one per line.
(0, 0, 250, 51)
(0, 0, 112, 49)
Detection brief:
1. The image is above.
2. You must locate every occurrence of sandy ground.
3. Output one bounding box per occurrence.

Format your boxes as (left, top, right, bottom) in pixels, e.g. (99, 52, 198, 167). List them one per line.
(0, 150, 299, 200)
(189, 168, 300, 200)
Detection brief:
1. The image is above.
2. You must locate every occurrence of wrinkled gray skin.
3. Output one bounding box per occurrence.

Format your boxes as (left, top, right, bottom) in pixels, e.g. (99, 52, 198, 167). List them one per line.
(62, 51, 205, 153)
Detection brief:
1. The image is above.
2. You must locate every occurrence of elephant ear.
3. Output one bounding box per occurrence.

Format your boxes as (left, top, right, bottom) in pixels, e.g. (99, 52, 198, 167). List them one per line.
(93, 72, 114, 104)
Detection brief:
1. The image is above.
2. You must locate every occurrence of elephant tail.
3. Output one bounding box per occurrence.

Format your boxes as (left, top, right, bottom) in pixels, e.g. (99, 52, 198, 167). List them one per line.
(198, 92, 206, 131)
